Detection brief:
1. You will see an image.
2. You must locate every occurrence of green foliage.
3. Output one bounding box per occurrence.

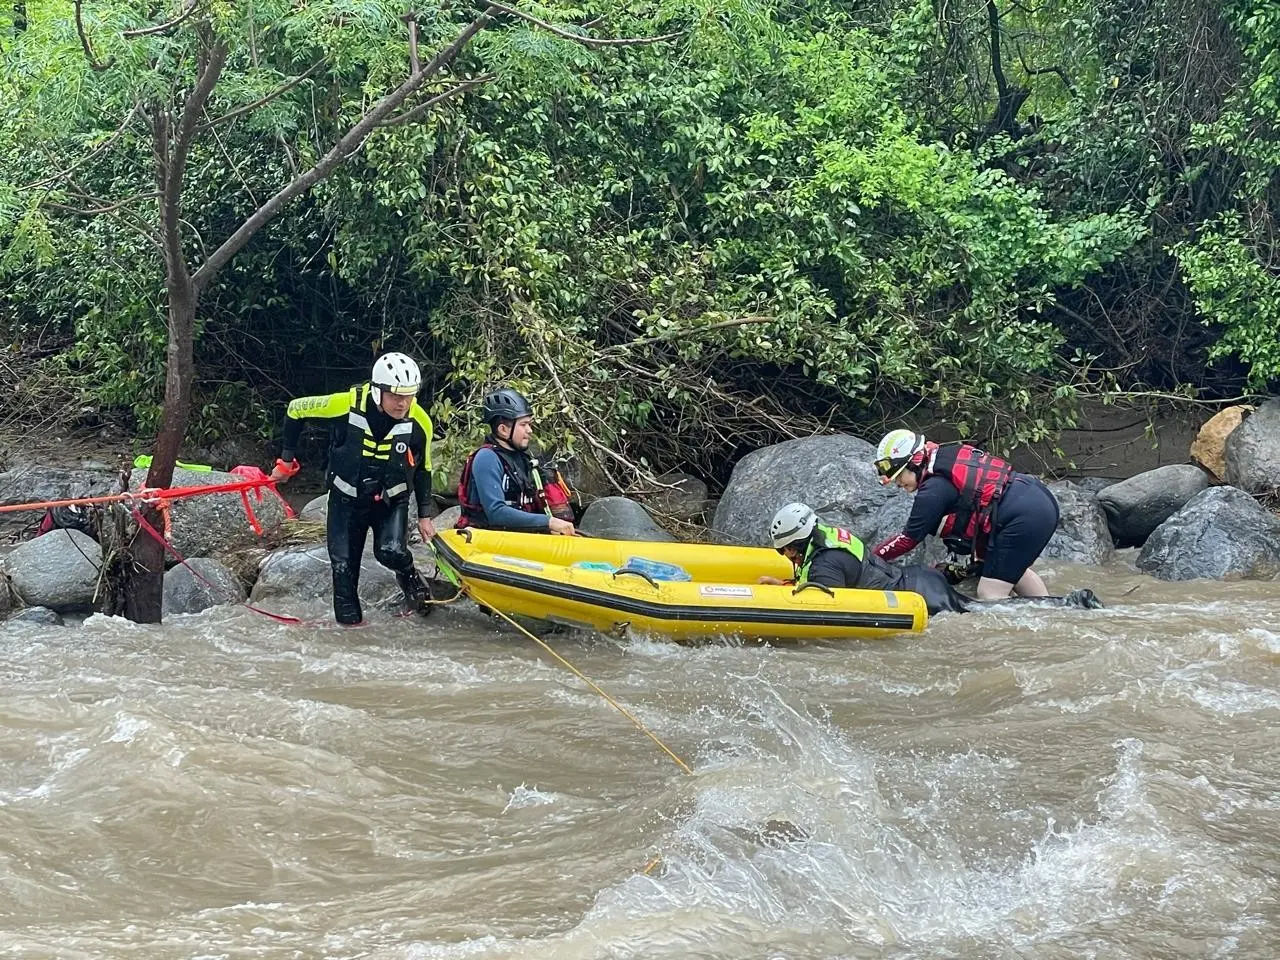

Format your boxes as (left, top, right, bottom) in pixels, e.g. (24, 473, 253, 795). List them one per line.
(1, 0, 1277, 481)
(1175, 215, 1280, 387)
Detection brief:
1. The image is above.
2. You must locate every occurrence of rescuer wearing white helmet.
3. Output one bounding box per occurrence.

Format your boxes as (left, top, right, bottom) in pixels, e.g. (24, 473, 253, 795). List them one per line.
(760, 502, 968, 615)
(871, 428, 1059, 600)
(268, 352, 438, 625)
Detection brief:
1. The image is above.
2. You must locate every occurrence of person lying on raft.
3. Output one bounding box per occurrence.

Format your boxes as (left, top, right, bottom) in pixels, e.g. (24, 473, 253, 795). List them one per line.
(758, 503, 968, 615)
(759, 503, 1105, 614)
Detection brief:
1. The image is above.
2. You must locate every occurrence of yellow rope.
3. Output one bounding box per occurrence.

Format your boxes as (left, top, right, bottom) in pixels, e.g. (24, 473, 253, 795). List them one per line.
(464, 590, 693, 776)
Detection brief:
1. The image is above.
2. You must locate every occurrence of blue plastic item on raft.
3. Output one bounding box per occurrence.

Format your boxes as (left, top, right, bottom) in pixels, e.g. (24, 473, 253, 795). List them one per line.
(622, 557, 692, 582)
(572, 561, 618, 573)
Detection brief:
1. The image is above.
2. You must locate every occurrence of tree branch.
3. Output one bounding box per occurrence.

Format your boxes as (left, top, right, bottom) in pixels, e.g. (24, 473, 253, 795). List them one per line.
(1018, 51, 1076, 96)
(191, 8, 496, 291)
(121, 0, 200, 38)
(484, 1, 682, 47)
(197, 59, 325, 132)
(161, 38, 227, 282)
(381, 75, 494, 126)
(74, 0, 114, 71)
(54, 190, 160, 215)
(25, 101, 141, 190)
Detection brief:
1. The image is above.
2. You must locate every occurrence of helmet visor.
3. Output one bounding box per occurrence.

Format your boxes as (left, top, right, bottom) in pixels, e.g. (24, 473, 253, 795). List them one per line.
(377, 382, 420, 397)
(875, 456, 910, 485)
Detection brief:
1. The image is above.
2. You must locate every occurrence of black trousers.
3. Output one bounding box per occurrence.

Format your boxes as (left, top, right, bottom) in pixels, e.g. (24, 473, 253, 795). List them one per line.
(326, 493, 426, 624)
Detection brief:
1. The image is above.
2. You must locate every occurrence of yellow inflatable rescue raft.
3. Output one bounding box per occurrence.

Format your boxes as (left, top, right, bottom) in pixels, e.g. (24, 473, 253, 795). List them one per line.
(431, 528, 927, 641)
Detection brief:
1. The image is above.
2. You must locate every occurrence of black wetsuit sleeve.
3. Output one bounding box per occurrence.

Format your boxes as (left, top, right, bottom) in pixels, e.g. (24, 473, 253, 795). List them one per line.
(414, 452, 433, 518)
(803, 549, 864, 588)
(279, 391, 352, 463)
(903, 476, 962, 542)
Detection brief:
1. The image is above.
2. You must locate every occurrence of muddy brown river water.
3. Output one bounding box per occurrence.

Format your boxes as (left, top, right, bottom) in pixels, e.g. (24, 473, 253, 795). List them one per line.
(1, 557, 1276, 958)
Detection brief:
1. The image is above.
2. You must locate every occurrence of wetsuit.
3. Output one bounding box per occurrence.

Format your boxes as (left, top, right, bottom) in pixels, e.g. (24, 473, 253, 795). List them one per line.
(798, 525, 968, 616)
(281, 384, 434, 624)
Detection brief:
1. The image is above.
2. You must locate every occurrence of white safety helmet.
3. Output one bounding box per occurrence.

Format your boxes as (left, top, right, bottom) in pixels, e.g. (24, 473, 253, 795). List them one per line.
(770, 502, 817, 550)
(370, 352, 422, 404)
(874, 429, 926, 485)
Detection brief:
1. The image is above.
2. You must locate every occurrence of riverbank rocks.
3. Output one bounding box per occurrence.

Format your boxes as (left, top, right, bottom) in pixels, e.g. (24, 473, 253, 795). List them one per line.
(162, 558, 246, 616)
(1137, 487, 1280, 581)
(1096, 465, 1211, 547)
(1225, 400, 1280, 495)
(3, 529, 102, 612)
(712, 434, 892, 547)
(129, 466, 289, 559)
(579, 496, 674, 542)
(645, 471, 710, 523)
(1043, 482, 1115, 565)
(6, 606, 65, 626)
(1191, 405, 1252, 483)
(249, 542, 401, 609)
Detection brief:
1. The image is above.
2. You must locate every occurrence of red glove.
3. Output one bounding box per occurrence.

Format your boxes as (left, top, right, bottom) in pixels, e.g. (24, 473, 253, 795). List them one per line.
(272, 458, 300, 479)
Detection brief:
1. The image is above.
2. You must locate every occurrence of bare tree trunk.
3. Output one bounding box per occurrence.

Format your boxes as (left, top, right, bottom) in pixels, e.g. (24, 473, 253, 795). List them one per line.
(124, 278, 196, 622)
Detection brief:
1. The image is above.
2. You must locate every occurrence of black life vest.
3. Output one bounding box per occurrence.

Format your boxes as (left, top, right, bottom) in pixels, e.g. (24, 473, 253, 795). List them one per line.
(328, 383, 425, 504)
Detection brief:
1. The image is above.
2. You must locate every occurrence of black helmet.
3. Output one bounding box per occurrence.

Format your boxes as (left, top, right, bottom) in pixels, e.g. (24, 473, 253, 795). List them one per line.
(482, 387, 533, 425)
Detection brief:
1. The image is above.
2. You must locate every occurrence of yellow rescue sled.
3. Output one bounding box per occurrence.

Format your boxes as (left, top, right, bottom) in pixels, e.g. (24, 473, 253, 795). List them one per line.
(431, 527, 927, 641)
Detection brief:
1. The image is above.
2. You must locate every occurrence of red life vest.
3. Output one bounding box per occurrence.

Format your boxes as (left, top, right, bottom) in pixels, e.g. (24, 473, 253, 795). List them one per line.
(456, 441, 573, 529)
(928, 443, 1013, 541)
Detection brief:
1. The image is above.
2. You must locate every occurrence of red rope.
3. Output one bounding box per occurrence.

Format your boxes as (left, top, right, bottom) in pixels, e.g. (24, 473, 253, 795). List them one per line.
(130, 506, 302, 625)
(0, 476, 293, 515)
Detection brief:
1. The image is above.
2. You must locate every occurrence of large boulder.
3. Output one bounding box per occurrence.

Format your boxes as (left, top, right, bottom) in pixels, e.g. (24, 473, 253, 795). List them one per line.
(1137, 486, 1280, 581)
(1072, 477, 1120, 496)
(1191, 405, 1252, 483)
(712, 434, 894, 547)
(3, 530, 102, 612)
(1042, 482, 1115, 565)
(299, 494, 329, 523)
(1225, 400, 1280, 494)
(645, 471, 710, 523)
(579, 496, 674, 542)
(432, 505, 462, 531)
(129, 466, 289, 559)
(249, 542, 401, 608)
(1096, 465, 1211, 547)
(162, 558, 247, 616)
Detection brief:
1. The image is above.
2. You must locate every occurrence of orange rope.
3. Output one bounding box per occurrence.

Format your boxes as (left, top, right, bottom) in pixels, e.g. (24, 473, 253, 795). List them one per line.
(0, 476, 285, 515)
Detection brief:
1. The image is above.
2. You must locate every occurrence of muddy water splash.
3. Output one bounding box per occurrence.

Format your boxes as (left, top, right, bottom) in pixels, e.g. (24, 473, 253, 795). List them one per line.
(1, 560, 1276, 958)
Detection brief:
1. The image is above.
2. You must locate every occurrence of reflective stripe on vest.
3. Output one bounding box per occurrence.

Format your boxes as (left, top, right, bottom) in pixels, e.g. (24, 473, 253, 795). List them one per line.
(796, 523, 866, 582)
(332, 475, 359, 498)
(330, 384, 419, 502)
